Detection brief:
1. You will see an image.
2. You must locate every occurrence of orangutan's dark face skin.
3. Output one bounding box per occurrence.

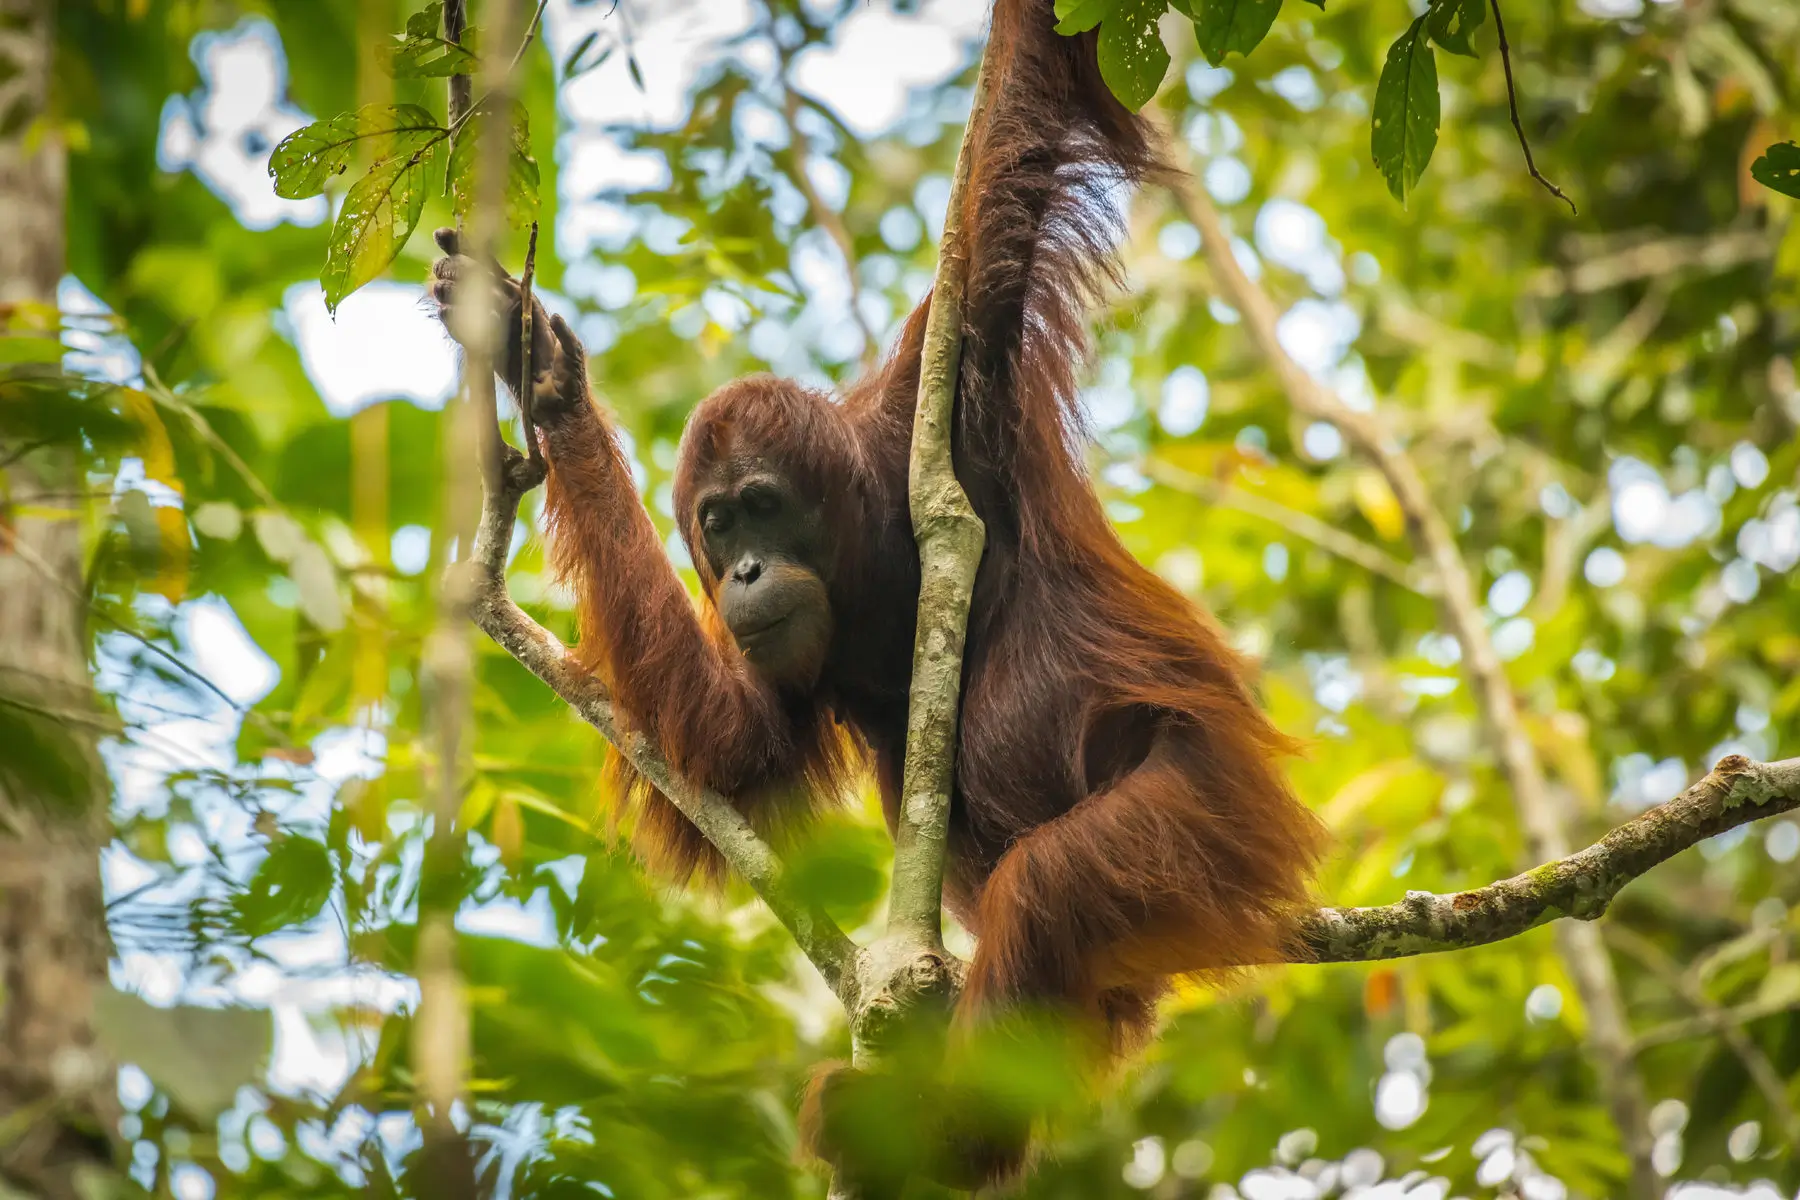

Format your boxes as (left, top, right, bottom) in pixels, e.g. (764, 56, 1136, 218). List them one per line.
(689, 454, 833, 689)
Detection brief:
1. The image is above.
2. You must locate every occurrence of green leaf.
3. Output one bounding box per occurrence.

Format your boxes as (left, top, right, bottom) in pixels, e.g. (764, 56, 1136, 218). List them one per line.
(321, 137, 432, 313)
(1096, 0, 1172, 111)
(1751, 142, 1800, 199)
(267, 103, 443, 200)
(448, 102, 541, 230)
(406, 1, 444, 38)
(1371, 17, 1440, 204)
(562, 29, 600, 76)
(1426, 0, 1486, 57)
(389, 33, 479, 78)
(390, 1, 479, 78)
(1194, 0, 1283, 67)
(234, 835, 335, 938)
(1054, 0, 1115, 35)
(785, 821, 890, 929)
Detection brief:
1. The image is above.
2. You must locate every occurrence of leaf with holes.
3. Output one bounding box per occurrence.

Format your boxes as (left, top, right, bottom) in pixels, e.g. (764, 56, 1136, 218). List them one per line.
(406, 1, 443, 37)
(1751, 143, 1800, 199)
(322, 146, 433, 313)
(388, 0, 479, 78)
(1055, 0, 1116, 34)
(1194, 0, 1283, 67)
(268, 104, 443, 200)
(448, 101, 541, 230)
(1096, 0, 1171, 111)
(1426, 0, 1486, 56)
(1371, 17, 1439, 204)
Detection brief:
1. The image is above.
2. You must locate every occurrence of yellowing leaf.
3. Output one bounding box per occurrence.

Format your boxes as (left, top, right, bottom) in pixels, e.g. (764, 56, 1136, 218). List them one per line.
(322, 147, 433, 314)
(1353, 469, 1406, 540)
(1319, 759, 1431, 830)
(492, 793, 524, 868)
(152, 504, 188, 603)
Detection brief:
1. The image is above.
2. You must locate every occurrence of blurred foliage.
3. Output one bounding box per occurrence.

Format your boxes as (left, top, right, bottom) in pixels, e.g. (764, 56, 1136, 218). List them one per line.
(9, 0, 1800, 1196)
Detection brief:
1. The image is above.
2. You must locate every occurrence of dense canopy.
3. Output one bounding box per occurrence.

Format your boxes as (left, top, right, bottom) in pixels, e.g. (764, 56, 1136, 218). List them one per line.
(4, 0, 1800, 1197)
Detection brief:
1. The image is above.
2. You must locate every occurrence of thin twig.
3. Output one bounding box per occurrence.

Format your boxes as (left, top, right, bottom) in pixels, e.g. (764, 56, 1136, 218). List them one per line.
(448, 0, 554, 138)
(1488, 0, 1576, 214)
(412, 2, 500, 1194)
(508, 0, 551, 76)
(444, 0, 472, 136)
(1634, 991, 1800, 1053)
(777, 76, 880, 371)
(1139, 457, 1436, 596)
(1609, 924, 1800, 1146)
(517, 221, 543, 475)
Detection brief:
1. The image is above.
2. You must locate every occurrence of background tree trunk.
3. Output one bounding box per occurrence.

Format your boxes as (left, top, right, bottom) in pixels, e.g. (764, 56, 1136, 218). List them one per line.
(0, 0, 120, 1194)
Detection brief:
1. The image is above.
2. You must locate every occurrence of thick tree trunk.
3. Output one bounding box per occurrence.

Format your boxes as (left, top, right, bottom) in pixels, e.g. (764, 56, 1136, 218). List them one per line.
(0, 0, 120, 1194)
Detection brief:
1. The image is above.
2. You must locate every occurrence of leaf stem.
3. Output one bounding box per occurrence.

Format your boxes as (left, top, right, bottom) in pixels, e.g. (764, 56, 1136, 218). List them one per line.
(1488, 0, 1577, 214)
(517, 221, 544, 475)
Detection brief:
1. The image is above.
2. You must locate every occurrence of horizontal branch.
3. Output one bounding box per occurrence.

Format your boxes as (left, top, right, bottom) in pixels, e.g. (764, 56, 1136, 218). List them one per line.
(1139, 457, 1435, 596)
(1299, 755, 1800, 963)
(1527, 229, 1773, 296)
(466, 455, 859, 1003)
(1633, 992, 1800, 1054)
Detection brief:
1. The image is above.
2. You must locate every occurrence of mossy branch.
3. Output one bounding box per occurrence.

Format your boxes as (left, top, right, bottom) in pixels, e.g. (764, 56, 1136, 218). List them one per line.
(884, 55, 994, 956)
(465, 458, 859, 1003)
(1299, 755, 1800, 963)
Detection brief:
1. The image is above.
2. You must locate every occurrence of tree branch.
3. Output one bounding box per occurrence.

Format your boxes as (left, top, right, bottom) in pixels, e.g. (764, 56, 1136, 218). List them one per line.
(884, 50, 993, 958)
(777, 77, 880, 373)
(1166, 140, 1661, 1198)
(1488, 0, 1575, 214)
(1299, 755, 1800, 963)
(1634, 992, 1800, 1054)
(1139, 456, 1436, 596)
(1609, 923, 1800, 1146)
(412, 2, 499, 1193)
(465, 457, 859, 1003)
(1527, 229, 1773, 296)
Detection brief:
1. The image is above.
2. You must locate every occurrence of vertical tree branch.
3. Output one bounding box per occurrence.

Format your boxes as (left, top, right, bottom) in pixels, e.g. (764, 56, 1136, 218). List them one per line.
(885, 55, 993, 958)
(777, 76, 880, 371)
(516, 221, 543, 474)
(0, 6, 120, 1193)
(1166, 145, 1660, 1199)
(414, 1, 518, 1193)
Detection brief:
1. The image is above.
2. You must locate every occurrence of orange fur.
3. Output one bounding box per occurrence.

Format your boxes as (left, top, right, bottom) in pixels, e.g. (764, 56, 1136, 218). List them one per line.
(535, 0, 1327, 1182)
